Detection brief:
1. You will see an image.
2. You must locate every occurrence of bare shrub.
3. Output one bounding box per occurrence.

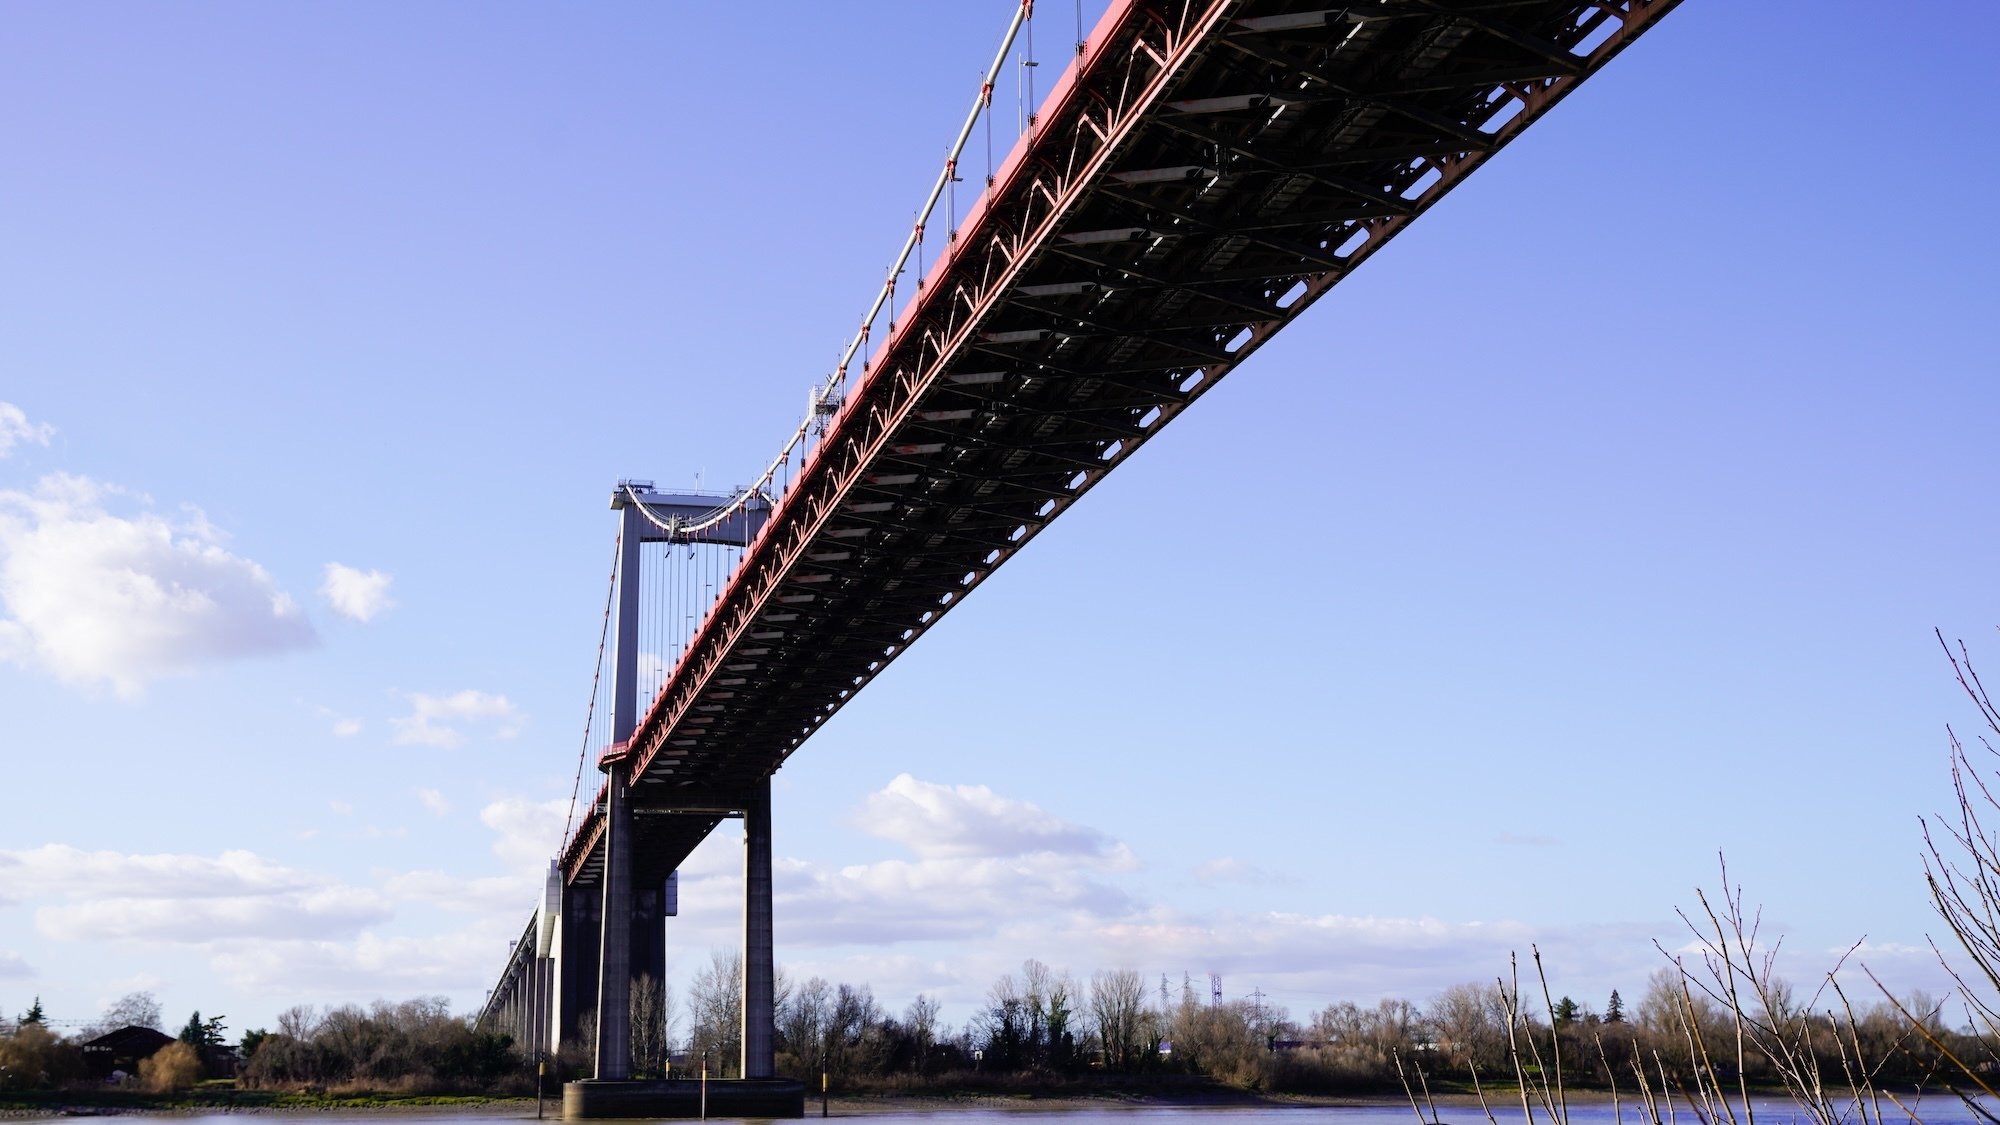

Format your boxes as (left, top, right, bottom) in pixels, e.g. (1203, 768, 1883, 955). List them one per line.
(0, 1023, 84, 1090)
(140, 1041, 203, 1093)
(240, 996, 517, 1092)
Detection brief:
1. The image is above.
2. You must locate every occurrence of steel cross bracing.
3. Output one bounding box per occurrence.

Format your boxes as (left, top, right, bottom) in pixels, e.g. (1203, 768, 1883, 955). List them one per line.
(557, 0, 1678, 890)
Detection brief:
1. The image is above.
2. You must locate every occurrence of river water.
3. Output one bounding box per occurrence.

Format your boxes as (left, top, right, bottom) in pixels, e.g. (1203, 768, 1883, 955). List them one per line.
(156, 1096, 1999, 1125)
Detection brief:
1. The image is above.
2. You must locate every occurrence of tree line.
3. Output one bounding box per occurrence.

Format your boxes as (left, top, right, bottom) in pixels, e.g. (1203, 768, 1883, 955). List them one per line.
(0, 956, 1969, 1100)
(0, 992, 517, 1096)
(556, 950, 1959, 1097)
(14, 639, 2000, 1114)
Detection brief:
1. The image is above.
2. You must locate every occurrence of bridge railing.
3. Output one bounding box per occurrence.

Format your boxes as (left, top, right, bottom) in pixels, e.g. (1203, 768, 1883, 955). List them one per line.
(584, 0, 1067, 584)
(555, 0, 1084, 871)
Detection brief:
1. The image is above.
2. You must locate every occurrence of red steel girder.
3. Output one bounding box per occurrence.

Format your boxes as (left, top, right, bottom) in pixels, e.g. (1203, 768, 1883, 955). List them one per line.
(557, 0, 1683, 885)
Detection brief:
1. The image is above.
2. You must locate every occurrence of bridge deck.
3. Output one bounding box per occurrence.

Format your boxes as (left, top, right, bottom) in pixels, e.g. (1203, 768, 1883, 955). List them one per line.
(558, 0, 1678, 889)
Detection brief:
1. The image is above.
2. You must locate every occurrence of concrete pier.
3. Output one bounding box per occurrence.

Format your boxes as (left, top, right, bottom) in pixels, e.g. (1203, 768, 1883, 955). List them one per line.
(484, 483, 790, 1115)
(742, 776, 775, 1080)
(563, 1077, 803, 1119)
(555, 881, 600, 1051)
(593, 755, 634, 1079)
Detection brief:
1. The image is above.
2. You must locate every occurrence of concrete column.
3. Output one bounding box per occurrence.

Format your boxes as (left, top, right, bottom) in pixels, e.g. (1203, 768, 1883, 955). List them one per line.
(558, 882, 601, 1053)
(594, 759, 634, 1079)
(530, 955, 546, 1059)
(523, 959, 538, 1058)
(587, 497, 647, 1081)
(522, 973, 532, 1046)
(543, 957, 554, 1058)
(537, 956, 554, 1058)
(632, 886, 667, 995)
(611, 509, 643, 745)
(742, 775, 775, 1078)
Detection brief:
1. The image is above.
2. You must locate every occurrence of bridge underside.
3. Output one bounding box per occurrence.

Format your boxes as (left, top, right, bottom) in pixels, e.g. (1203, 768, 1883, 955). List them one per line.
(482, 0, 1679, 1105)
(570, 807, 727, 890)
(567, 0, 1677, 883)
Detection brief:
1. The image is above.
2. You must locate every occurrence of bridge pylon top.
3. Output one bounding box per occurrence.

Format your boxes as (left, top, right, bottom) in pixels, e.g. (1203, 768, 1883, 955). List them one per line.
(611, 479, 770, 546)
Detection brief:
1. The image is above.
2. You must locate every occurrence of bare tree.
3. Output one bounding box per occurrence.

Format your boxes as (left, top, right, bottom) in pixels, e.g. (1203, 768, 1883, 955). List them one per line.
(827, 983, 884, 1078)
(779, 976, 832, 1069)
(977, 970, 1027, 1069)
(569, 1010, 598, 1069)
(905, 994, 941, 1075)
(79, 991, 164, 1039)
(630, 972, 676, 1077)
(1430, 981, 1509, 1073)
(1090, 969, 1146, 1071)
(1017, 958, 1080, 1070)
(276, 1004, 321, 1040)
(1022, 959, 1054, 1062)
(1045, 968, 1081, 1070)
(687, 949, 743, 1077)
(1887, 634, 2000, 1105)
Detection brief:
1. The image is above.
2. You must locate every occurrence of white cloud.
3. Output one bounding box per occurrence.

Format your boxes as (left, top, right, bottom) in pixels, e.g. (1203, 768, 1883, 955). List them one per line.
(780, 852, 1135, 944)
(382, 870, 534, 915)
(328, 800, 353, 816)
(656, 775, 1141, 953)
(0, 844, 325, 899)
(638, 650, 667, 687)
(0, 473, 314, 695)
(0, 803, 577, 1008)
(0, 780, 1958, 1035)
(1, 844, 391, 945)
(391, 689, 523, 748)
(480, 796, 571, 874)
(321, 563, 394, 623)
(632, 776, 1714, 1024)
(583, 774, 1145, 954)
(208, 926, 505, 999)
(417, 788, 453, 816)
(855, 773, 1127, 862)
(313, 704, 362, 737)
(39, 887, 389, 943)
(91, 973, 164, 1010)
(1847, 940, 1931, 959)
(0, 403, 54, 458)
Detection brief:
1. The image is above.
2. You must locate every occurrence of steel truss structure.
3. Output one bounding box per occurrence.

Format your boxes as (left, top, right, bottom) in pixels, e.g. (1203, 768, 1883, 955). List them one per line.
(544, 0, 1672, 892)
(485, 0, 1682, 1053)
(549, 0, 1679, 895)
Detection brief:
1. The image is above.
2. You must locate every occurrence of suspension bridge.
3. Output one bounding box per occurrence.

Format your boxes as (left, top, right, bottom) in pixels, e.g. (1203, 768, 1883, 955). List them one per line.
(473, 0, 1681, 1115)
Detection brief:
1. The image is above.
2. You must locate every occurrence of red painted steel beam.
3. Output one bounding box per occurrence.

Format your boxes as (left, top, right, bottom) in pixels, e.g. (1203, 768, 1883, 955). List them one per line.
(558, 0, 1683, 886)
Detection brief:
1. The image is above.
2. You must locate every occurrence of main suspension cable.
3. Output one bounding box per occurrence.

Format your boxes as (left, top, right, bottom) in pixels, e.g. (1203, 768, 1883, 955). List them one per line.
(615, 1, 1036, 550)
(562, 530, 622, 846)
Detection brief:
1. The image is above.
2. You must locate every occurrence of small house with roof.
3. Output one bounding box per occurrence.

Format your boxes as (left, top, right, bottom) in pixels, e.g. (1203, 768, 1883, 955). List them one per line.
(79, 1026, 175, 1081)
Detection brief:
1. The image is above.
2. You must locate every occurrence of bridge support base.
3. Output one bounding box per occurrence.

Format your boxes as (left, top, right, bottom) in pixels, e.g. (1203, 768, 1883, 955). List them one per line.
(742, 775, 775, 1079)
(562, 1078, 804, 1119)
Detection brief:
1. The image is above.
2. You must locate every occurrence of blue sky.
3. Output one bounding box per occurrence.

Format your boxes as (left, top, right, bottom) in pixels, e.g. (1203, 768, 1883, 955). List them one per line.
(3, 1, 1998, 1040)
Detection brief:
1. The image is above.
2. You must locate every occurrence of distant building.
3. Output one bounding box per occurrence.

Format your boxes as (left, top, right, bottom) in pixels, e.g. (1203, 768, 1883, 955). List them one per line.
(79, 1026, 175, 1080)
(200, 1042, 241, 1079)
